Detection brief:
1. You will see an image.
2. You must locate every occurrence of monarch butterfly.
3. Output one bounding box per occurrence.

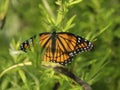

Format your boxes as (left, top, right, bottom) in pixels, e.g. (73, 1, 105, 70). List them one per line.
(20, 31, 93, 65)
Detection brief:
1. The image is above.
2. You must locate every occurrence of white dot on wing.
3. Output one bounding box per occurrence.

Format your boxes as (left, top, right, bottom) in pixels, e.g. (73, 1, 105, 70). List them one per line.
(69, 52, 73, 56)
(89, 42, 92, 45)
(78, 40, 80, 43)
(86, 46, 89, 49)
(81, 50, 84, 52)
(78, 37, 81, 40)
(65, 60, 67, 63)
(74, 51, 76, 54)
(84, 48, 87, 50)
(61, 62, 63, 64)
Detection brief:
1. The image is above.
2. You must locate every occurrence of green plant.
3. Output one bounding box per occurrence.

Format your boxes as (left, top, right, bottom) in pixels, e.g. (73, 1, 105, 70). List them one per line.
(0, 0, 120, 90)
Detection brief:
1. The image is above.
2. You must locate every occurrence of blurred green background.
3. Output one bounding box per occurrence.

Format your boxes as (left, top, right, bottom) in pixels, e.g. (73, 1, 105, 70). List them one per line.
(0, 0, 120, 90)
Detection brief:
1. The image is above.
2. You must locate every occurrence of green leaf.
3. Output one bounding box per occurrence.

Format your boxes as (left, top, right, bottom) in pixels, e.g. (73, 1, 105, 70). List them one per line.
(63, 15, 76, 31)
(68, 0, 82, 6)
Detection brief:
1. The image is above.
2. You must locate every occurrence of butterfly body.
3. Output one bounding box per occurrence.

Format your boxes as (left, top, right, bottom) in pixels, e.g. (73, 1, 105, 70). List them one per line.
(20, 31, 93, 65)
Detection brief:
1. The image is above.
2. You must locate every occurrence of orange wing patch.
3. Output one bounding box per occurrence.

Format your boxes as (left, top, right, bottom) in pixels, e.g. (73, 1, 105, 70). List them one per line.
(42, 35, 74, 64)
(58, 34, 77, 52)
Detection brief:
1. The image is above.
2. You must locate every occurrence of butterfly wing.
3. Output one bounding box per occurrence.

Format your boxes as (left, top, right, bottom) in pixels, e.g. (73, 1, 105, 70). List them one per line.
(56, 32, 93, 65)
(20, 32, 93, 65)
(58, 32, 93, 53)
(20, 32, 50, 52)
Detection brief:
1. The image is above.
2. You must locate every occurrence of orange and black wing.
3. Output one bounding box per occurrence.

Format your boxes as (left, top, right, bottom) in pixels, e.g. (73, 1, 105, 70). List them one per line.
(20, 32, 93, 65)
(20, 33, 50, 52)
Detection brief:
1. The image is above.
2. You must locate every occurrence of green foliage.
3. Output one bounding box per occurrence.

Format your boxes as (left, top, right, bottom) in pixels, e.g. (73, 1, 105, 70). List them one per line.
(0, 0, 120, 90)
